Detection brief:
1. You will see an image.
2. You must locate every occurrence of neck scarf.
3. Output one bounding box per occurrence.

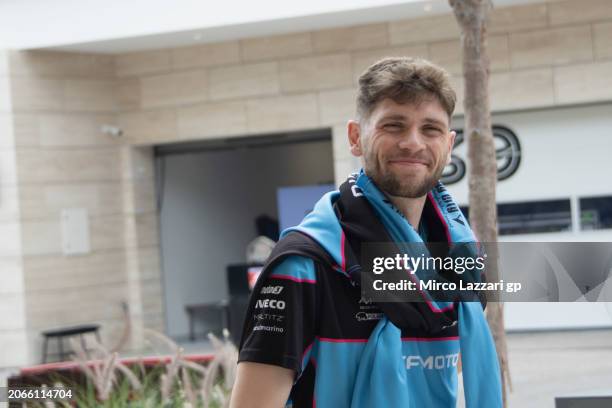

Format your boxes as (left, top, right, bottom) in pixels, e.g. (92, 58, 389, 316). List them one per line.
(283, 170, 502, 407)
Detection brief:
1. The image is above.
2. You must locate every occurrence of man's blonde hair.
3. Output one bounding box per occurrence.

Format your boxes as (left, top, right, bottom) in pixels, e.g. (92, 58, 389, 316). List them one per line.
(356, 57, 456, 121)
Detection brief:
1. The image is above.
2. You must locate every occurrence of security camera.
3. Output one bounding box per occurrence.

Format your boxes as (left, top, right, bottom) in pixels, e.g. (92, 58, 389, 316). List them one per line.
(101, 125, 123, 138)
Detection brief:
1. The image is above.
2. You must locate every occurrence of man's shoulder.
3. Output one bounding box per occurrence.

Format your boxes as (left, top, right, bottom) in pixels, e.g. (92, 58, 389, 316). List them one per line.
(267, 255, 317, 285)
(268, 231, 334, 269)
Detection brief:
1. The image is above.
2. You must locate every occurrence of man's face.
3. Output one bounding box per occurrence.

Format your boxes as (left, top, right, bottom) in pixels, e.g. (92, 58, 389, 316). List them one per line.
(349, 98, 456, 198)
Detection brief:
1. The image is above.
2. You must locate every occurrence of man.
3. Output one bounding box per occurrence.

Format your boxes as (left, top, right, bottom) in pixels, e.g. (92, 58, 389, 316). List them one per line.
(230, 57, 502, 408)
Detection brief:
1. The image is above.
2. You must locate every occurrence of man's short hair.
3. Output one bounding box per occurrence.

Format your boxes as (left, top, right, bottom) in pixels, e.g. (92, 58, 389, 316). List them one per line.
(356, 57, 456, 122)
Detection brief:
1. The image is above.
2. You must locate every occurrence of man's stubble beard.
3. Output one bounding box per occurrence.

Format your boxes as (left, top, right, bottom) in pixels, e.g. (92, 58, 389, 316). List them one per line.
(364, 150, 446, 199)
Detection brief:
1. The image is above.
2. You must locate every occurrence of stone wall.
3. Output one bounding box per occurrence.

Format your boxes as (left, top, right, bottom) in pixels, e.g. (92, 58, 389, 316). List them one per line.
(113, 0, 612, 182)
(3, 51, 164, 365)
(0, 50, 29, 367)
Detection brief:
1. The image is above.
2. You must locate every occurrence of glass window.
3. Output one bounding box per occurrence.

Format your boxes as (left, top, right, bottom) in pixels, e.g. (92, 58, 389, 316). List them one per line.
(580, 195, 612, 230)
(458, 199, 572, 235)
(497, 199, 572, 235)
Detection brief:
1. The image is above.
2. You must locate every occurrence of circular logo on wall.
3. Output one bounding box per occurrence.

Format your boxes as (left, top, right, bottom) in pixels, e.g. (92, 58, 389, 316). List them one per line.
(441, 125, 521, 185)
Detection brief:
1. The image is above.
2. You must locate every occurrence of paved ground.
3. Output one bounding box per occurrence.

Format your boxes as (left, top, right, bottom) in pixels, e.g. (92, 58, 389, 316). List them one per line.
(458, 329, 612, 407)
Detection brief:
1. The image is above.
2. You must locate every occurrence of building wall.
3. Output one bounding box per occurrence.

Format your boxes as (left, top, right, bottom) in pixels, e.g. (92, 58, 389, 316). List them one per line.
(113, 0, 612, 181)
(449, 103, 612, 331)
(1, 0, 612, 366)
(448, 103, 612, 204)
(0, 50, 29, 367)
(3, 51, 164, 366)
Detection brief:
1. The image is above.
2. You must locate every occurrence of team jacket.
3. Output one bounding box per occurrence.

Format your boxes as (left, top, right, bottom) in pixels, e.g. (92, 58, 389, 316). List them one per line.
(238, 232, 461, 408)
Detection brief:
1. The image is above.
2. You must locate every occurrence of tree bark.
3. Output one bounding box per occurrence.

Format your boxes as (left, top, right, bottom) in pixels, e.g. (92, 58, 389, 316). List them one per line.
(449, 0, 512, 406)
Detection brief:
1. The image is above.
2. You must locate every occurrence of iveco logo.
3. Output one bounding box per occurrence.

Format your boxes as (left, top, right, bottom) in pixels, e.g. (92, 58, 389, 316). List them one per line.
(255, 299, 286, 310)
(442, 125, 521, 185)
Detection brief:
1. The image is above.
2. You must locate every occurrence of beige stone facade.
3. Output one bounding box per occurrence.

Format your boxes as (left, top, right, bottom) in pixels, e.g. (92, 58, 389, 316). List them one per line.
(1, 0, 611, 367)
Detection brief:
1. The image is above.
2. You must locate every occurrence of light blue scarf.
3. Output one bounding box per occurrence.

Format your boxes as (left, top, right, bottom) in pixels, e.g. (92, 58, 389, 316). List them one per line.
(285, 170, 502, 407)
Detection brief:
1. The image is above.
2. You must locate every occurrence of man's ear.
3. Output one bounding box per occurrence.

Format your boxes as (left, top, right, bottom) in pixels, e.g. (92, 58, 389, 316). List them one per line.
(446, 130, 456, 165)
(348, 120, 363, 157)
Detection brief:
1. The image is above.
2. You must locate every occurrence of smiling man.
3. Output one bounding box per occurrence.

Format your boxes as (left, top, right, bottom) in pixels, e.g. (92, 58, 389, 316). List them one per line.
(356, 96, 455, 229)
(230, 57, 502, 408)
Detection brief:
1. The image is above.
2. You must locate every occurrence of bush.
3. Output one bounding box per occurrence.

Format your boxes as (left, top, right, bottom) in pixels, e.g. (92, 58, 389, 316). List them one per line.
(22, 329, 237, 408)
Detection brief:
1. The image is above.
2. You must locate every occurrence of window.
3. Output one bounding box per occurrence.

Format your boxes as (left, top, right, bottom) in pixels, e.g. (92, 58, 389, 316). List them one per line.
(458, 199, 572, 235)
(497, 199, 572, 235)
(580, 195, 612, 230)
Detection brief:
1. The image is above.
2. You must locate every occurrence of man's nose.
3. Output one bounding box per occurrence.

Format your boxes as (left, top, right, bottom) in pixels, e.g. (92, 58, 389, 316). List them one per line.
(397, 127, 425, 151)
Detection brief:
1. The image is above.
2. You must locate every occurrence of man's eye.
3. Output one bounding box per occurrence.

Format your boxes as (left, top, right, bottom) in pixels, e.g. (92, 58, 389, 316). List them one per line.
(383, 123, 403, 131)
(423, 126, 443, 135)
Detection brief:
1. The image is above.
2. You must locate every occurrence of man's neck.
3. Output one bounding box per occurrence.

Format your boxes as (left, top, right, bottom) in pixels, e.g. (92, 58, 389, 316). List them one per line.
(387, 194, 427, 230)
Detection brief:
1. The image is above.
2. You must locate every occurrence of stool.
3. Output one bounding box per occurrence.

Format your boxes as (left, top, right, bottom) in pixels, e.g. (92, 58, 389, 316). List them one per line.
(41, 324, 101, 363)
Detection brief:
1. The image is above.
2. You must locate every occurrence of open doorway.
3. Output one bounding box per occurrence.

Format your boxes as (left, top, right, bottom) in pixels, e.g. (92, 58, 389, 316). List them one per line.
(155, 129, 334, 342)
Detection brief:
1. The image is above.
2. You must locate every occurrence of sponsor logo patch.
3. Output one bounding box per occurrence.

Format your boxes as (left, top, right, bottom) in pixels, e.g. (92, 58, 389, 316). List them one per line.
(355, 311, 383, 322)
(253, 313, 285, 323)
(260, 285, 284, 295)
(403, 353, 459, 370)
(255, 298, 286, 310)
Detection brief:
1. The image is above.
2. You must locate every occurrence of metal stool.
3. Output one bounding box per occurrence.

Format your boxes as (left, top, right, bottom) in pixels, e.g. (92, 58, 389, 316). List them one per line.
(41, 324, 101, 363)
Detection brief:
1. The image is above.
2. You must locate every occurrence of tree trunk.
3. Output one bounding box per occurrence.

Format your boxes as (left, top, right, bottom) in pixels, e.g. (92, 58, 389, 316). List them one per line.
(449, 0, 512, 406)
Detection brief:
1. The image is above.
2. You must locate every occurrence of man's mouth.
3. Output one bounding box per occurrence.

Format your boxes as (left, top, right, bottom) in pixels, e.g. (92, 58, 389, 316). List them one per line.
(387, 158, 430, 167)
